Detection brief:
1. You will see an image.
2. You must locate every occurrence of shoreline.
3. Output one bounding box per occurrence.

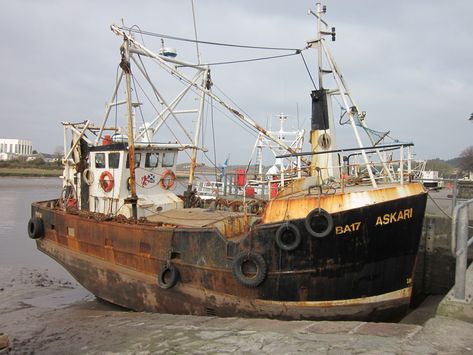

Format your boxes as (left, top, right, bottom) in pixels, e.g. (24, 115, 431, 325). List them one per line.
(0, 168, 62, 177)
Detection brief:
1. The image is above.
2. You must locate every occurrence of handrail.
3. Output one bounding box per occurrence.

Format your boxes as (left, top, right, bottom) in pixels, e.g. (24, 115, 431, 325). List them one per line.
(451, 198, 473, 300)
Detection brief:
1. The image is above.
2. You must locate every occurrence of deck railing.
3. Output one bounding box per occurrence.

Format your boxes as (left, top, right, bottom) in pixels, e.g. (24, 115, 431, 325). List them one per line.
(276, 142, 415, 187)
(196, 143, 418, 201)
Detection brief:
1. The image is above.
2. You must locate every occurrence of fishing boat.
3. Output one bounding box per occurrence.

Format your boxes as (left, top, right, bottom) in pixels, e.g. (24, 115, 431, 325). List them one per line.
(28, 3, 427, 321)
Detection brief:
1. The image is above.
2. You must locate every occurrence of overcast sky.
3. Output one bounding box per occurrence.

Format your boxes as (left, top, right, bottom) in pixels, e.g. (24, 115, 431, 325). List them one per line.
(1, 0, 472, 164)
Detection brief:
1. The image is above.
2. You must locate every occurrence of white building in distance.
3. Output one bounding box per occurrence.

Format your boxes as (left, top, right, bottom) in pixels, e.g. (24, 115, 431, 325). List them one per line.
(0, 139, 33, 160)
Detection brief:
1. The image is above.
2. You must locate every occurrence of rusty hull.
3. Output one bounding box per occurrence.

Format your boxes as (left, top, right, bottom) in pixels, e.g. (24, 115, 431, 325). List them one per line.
(31, 182, 427, 321)
(37, 238, 411, 321)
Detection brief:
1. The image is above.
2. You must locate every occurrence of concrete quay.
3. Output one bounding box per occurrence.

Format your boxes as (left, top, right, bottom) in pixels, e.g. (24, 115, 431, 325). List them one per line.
(437, 262, 473, 323)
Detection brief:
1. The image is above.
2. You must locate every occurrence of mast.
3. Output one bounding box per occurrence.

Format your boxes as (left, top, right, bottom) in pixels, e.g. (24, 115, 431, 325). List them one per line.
(309, 3, 378, 186)
(185, 68, 209, 207)
(309, 3, 335, 180)
(121, 35, 138, 218)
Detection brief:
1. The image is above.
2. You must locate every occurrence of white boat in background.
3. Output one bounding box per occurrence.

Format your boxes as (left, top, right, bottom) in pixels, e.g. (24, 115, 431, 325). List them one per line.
(196, 112, 305, 201)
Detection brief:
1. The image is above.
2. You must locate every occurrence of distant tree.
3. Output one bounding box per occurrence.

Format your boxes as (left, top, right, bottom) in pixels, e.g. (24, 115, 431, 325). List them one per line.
(30, 157, 46, 166)
(32, 149, 38, 154)
(425, 159, 454, 176)
(459, 146, 473, 172)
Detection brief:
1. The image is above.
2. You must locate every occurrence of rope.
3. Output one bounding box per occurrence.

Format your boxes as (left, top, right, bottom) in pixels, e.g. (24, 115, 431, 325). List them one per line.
(428, 193, 452, 219)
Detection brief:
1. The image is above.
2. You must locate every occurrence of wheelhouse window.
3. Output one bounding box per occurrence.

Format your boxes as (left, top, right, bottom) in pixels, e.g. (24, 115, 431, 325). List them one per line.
(95, 153, 105, 168)
(126, 153, 141, 168)
(162, 152, 176, 167)
(145, 153, 159, 168)
(109, 153, 120, 169)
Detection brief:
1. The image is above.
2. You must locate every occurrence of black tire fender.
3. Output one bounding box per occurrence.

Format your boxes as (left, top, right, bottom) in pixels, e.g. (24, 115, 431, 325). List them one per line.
(158, 265, 179, 289)
(304, 208, 334, 238)
(275, 222, 301, 251)
(27, 217, 44, 239)
(232, 252, 267, 288)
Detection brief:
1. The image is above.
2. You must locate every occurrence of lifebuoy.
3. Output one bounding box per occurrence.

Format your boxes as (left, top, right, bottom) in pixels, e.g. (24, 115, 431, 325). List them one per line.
(83, 168, 94, 185)
(304, 208, 334, 238)
(27, 217, 44, 239)
(160, 169, 176, 190)
(275, 222, 301, 251)
(99, 171, 114, 192)
(158, 265, 179, 289)
(232, 252, 267, 288)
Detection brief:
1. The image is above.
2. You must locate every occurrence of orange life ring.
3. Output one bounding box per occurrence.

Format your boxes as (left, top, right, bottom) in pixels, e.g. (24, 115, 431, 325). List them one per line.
(99, 171, 114, 192)
(160, 169, 176, 190)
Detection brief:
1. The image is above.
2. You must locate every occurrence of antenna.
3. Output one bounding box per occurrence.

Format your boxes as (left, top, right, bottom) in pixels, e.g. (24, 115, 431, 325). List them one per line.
(190, 0, 201, 64)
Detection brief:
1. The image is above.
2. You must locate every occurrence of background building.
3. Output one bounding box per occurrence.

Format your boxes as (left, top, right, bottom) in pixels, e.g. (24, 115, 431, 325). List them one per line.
(0, 139, 33, 160)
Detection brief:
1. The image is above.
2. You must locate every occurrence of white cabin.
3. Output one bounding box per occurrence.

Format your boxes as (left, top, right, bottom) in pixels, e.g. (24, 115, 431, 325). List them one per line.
(71, 141, 183, 218)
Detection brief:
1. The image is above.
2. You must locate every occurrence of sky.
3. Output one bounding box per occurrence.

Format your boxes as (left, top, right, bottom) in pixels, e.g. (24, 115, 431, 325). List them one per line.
(1, 0, 472, 164)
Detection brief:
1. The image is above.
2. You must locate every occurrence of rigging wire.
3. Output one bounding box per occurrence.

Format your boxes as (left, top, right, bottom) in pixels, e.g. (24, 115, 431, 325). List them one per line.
(114, 65, 120, 133)
(134, 50, 259, 151)
(134, 53, 260, 169)
(129, 39, 305, 148)
(180, 52, 300, 67)
(121, 44, 307, 167)
(196, 95, 221, 184)
(119, 26, 300, 51)
(133, 55, 195, 145)
(131, 75, 151, 143)
(129, 63, 193, 160)
(207, 101, 259, 139)
(146, 63, 260, 141)
(210, 96, 218, 182)
(202, 93, 259, 140)
(212, 84, 254, 124)
(300, 52, 317, 90)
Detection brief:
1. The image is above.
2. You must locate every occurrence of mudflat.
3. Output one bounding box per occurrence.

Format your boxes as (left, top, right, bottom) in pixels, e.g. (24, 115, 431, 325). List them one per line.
(1, 266, 473, 354)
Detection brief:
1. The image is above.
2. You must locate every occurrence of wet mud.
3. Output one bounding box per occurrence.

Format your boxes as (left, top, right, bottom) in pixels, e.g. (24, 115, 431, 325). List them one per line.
(1, 267, 473, 354)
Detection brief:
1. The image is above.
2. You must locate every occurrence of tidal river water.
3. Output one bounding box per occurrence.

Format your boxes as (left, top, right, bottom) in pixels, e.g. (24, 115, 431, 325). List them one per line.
(0, 176, 73, 279)
(0, 175, 190, 279)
